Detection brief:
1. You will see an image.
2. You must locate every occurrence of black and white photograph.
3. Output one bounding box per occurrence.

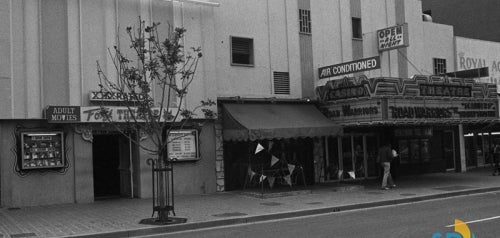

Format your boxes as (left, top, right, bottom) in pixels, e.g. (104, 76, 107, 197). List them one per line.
(0, 0, 499, 237)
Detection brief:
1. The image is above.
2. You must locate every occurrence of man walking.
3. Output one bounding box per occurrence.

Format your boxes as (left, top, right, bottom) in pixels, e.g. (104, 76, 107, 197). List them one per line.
(379, 141, 396, 190)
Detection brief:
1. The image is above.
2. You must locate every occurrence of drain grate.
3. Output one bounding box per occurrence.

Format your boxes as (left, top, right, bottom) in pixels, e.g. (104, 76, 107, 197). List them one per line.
(433, 185, 475, 191)
(400, 193, 416, 196)
(260, 202, 282, 206)
(212, 212, 247, 217)
(10, 233, 36, 238)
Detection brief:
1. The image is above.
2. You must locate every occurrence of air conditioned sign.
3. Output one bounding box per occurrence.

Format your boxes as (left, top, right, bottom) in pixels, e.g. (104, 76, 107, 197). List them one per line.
(377, 24, 409, 51)
(318, 56, 381, 79)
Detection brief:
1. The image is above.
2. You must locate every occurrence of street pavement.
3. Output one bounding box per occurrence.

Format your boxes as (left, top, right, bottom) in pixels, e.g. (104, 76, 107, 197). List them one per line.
(1, 167, 500, 238)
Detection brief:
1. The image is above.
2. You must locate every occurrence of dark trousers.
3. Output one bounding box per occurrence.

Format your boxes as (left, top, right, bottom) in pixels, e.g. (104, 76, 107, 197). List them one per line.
(493, 155, 500, 175)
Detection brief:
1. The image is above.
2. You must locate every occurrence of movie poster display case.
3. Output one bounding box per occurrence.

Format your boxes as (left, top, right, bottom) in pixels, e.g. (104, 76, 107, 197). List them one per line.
(20, 131, 65, 170)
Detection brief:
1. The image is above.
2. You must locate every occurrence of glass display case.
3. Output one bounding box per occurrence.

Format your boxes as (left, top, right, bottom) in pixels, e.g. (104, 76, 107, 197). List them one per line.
(20, 131, 65, 170)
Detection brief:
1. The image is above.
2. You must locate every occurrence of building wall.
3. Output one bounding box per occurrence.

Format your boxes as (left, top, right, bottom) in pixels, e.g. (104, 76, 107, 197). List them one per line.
(212, 0, 302, 99)
(455, 36, 500, 91)
(311, 0, 455, 92)
(422, 22, 455, 74)
(0, 122, 90, 207)
(0, 0, 218, 206)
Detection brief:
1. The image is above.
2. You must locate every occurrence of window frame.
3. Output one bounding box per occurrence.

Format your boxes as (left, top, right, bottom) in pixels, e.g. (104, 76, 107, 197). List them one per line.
(352, 17, 362, 39)
(433, 58, 447, 75)
(299, 9, 312, 34)
(230, 36, 254, 67)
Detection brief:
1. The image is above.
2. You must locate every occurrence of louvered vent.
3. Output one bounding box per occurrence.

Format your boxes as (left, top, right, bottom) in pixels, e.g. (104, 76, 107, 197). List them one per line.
(273, 71, 290, 95)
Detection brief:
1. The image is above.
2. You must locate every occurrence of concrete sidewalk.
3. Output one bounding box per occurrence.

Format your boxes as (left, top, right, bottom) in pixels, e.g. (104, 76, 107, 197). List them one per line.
(1, 167, 500, 238)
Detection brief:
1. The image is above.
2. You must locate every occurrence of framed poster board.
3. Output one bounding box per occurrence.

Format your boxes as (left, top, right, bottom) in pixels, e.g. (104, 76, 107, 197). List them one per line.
(167, 129, 199, 161)
(20, 131, 65, 170)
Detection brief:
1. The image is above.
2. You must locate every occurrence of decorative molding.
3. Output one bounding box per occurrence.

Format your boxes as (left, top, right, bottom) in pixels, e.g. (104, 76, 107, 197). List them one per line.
(139, 130, 148, 141)
(74, 124, 93, 142)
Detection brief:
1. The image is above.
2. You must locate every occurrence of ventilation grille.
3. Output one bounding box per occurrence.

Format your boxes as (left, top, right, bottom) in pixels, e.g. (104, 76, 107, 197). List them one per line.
(273, 72, 290, 95)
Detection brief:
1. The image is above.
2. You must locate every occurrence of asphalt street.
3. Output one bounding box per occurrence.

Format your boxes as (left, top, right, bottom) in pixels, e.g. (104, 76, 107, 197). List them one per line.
(138, 191, 500, 238)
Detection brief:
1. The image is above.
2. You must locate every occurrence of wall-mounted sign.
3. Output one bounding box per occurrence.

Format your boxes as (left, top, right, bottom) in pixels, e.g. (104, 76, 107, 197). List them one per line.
(419, 84, 472, 97)
(318, 56, 381, 79)
(46, 106, 178, 123)
(377, 23, 409, 51)
(387, 99, 497, 121)
(323, 85, 369, 100)
(167, 129, 199, 161)
(80, 106, 174, 123)
(455, 36, 500, 93)
(321, 99, 383, 123)
(46, 106, 81, 123)
(89, 91, 150, 102)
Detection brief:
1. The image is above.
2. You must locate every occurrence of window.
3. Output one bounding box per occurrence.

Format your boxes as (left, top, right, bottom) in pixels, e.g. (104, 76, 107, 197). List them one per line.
(433, 58, 447, 75)
(231, 36, 254, 66)
(273, 71, 290, 95)
(352, 17, 362, 39)
(299, 9, 311, 34)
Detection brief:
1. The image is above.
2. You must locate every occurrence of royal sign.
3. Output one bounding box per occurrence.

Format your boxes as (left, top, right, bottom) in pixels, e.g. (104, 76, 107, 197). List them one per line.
(318, 56, 381, 79)
(377, 24, 409, 51)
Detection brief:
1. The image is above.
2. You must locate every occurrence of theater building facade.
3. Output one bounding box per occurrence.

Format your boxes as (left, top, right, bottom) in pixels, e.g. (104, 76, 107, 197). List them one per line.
(315, 75, 499, 178)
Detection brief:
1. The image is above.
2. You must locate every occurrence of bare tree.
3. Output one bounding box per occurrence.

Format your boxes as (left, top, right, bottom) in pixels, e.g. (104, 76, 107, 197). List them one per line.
(96, 17, 215, 223)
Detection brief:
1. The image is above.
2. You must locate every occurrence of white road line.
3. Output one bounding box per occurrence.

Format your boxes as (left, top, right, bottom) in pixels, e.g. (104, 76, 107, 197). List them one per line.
(445, 216, 500, 227)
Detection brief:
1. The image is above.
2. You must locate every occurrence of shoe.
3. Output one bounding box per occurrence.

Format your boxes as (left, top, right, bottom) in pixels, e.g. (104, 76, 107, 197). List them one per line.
(391, 185, 397, 188)
(381, 187, 390, 190)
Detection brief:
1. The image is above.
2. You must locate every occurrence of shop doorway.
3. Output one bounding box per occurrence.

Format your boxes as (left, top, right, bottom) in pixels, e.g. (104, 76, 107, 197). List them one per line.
(92, 134, 132, 199)
(326, 134, 377, 181)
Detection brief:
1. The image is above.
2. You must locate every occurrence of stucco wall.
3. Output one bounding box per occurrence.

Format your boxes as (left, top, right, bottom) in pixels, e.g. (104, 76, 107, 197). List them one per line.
(212, 0, 302, 99)
(455, 36, 500, 91)
(422, 22, 455, 74)
(0, 122, 85, 207)
(137, 122, 217, 197)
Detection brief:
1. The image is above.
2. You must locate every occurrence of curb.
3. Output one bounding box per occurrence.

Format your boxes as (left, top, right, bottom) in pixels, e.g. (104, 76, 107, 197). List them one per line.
(69, 187, 500, 238)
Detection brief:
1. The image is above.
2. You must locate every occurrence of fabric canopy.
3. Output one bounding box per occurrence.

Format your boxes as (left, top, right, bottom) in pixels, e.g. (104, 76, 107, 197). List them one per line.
(222, 103, 342, 141)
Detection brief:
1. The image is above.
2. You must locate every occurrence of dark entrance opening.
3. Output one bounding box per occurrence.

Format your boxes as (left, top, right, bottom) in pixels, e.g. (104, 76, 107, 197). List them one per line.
(92, 134, 127, 199)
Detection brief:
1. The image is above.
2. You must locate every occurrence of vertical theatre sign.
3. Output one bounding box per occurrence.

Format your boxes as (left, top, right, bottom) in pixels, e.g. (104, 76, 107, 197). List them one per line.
(377, 23, 409, 51)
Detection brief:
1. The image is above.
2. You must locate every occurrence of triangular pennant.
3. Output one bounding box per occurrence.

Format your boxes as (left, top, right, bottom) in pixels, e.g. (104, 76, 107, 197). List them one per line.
(284, 175, 292, 186)
(288, 164, 296, 174)
(348, 171, 356, 179)
(270, 156, 280, 167)
(249, 170, 256, 181)
(337, 170, 343, 180)
(267, 176, 275, 188)
(259, 174, 267, 183)
(255, 143, 265, 154)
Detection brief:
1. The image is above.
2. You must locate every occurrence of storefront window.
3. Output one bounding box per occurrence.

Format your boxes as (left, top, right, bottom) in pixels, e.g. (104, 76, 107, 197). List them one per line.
(366, 135, 379, 177)
(421, 139, 431, 162)
(398, 140, 409, 164)
(342, 136, 353, 179)
(326, 136, 340, 181)
(410, 139, 420, 163)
